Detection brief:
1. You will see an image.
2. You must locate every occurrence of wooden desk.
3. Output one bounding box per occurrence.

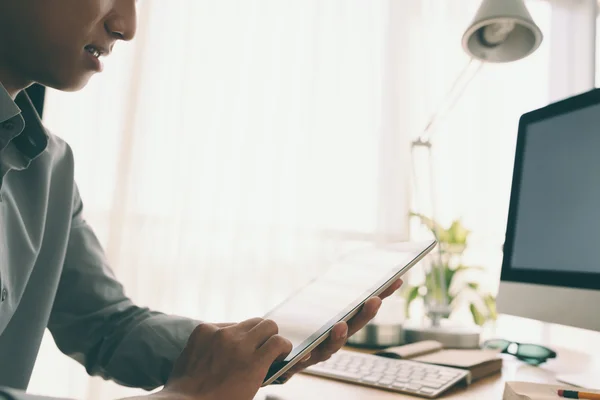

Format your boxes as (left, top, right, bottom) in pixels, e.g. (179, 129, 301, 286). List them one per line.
(257, 316, 599, 399)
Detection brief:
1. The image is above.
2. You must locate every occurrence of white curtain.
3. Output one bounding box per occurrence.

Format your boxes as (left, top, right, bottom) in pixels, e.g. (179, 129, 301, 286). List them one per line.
(27, 0, 553, 399)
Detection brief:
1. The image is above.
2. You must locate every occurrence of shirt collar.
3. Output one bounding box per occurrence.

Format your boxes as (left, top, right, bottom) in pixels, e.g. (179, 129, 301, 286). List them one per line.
(0, 83, 49, 167)
(0, 83, 22, 123)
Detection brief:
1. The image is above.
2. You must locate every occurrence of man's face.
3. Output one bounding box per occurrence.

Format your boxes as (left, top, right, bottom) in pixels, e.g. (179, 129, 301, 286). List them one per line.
(0, 0, 137, 92)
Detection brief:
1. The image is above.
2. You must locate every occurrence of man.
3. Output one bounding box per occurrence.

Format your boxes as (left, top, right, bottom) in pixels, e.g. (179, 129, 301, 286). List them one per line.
(0, 1, 402, 399)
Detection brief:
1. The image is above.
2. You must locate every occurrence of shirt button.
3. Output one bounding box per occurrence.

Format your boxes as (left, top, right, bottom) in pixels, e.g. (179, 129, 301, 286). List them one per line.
(1, 288, 7, 302)
(2, 120, 15, 131)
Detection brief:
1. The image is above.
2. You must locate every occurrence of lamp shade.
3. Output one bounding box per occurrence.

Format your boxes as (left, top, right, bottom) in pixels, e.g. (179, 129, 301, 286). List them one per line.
(462, 0, 543, 63)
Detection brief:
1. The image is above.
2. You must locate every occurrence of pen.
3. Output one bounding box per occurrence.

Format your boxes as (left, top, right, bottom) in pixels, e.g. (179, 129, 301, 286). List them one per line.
(558, 389, 600, 400)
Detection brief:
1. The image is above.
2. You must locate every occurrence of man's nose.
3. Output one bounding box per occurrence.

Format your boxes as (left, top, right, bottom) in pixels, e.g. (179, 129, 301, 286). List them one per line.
(105, 0, 137, 41)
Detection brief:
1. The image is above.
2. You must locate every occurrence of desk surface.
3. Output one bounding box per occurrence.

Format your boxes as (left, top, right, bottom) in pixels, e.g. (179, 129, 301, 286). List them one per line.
(257, 316, 599, 400)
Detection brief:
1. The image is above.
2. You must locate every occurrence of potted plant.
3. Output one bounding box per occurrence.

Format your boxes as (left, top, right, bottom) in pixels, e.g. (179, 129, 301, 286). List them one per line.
(404, 213, 497, 326)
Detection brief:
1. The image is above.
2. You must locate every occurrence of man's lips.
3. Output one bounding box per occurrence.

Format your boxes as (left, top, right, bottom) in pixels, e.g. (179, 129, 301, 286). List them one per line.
(84, 44, 110, 58)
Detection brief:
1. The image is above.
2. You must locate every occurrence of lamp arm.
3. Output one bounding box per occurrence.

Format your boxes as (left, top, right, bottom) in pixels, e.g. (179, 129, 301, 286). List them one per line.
(416, 58, 484, 145)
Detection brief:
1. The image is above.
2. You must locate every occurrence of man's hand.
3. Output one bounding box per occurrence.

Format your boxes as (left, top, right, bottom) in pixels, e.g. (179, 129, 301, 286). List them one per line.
(159, 319, 292, 400)
(274, 278, 403, 382)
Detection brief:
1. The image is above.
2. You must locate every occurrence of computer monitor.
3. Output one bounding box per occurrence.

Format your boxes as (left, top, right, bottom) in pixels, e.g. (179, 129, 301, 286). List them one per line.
(498, 88, 600, 332)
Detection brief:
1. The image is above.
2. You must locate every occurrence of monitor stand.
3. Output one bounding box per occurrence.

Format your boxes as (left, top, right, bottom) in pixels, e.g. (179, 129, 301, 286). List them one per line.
(558, 369, 600, 391)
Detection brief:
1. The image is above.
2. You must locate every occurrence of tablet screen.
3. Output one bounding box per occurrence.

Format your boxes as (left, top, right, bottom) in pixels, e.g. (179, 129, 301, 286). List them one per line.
(263, 241, 435, 381)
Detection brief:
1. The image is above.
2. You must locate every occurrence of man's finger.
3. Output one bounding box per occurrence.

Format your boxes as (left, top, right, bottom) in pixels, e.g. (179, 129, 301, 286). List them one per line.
(347, 297, 381, 336)
(313, 322, 348, 361)
(283, 356, 314, 377)
(215, 322, 236, 328)
(248, 319, 279, 348)
(378, 279, 403, 300)
(281, 352, 314, 377)
(259, 334, 293, 364)
(236, 317, 265, 331)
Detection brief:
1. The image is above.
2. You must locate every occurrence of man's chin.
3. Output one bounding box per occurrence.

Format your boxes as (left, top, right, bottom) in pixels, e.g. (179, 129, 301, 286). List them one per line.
(42, 73, 94, 93)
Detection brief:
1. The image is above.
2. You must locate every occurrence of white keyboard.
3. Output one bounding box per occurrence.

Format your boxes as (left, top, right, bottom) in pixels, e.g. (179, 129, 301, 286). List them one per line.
(303, 350, 471, 398)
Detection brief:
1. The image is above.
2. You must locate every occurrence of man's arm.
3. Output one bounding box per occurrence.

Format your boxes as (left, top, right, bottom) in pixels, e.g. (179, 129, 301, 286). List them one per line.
(0, 388, 69, 400)
(47, 186, 199, 390)
(0, 386, 172, 400)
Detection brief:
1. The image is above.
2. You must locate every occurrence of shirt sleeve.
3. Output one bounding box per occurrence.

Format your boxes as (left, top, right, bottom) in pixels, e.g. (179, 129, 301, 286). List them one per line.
(0, 388, 70, 400)
(47, 185, 200, 390)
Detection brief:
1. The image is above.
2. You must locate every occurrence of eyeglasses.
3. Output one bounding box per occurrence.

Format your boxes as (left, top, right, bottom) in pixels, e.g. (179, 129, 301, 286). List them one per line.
(482, 339, 557, 366)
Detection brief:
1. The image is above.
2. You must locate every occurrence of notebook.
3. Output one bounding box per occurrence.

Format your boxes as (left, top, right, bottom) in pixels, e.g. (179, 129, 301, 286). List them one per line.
(375, 340, 503, 382)
(503, 382, 600, 400)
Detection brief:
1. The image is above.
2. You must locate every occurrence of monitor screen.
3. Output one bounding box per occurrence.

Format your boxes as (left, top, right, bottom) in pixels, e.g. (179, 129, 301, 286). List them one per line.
(510, 102, 600, 274)
(499, 89, 600, 330)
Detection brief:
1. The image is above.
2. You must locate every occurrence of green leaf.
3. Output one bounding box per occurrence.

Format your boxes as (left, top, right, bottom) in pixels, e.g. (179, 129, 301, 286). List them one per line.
(447, 220, 470, 245)
(484, 295, 497, 320)
(445, 265, 479, 293)
(456, 264, 485, 272)
(404, 286, 421, 318)
(442, 243, 467, 256)
(470, 303, 486, 326)
(444, 265, 457, 291)
(452, 265, 486, 281)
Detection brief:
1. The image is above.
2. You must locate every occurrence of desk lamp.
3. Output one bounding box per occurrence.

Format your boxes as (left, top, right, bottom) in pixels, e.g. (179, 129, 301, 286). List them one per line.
(404, 0, 544, 348)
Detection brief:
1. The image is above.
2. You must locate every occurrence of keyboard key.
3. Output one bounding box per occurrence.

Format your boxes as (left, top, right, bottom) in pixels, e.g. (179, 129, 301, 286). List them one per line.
(392, 382, 407, 389)
(379, 378, 394, 386)
(407, 383, 422, 391)
(421, 380, 444, 389)
(439, 371, 459, 377)
(411, 379, 434, 386)
(363, 375, 382, 383)
(420, 388, 437, 395)
(317, 369, 363, 381)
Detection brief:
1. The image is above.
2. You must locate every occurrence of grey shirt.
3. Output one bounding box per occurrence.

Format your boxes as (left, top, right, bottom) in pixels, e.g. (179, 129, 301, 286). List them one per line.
(0, 84, 198, 399)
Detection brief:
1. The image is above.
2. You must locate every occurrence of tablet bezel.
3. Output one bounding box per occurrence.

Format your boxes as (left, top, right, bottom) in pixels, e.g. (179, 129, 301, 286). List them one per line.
(261, 240, 437, 386)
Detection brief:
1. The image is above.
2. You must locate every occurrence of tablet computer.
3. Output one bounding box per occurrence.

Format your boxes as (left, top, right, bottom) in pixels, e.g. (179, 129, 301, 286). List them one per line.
(262, 240, 437, 385)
